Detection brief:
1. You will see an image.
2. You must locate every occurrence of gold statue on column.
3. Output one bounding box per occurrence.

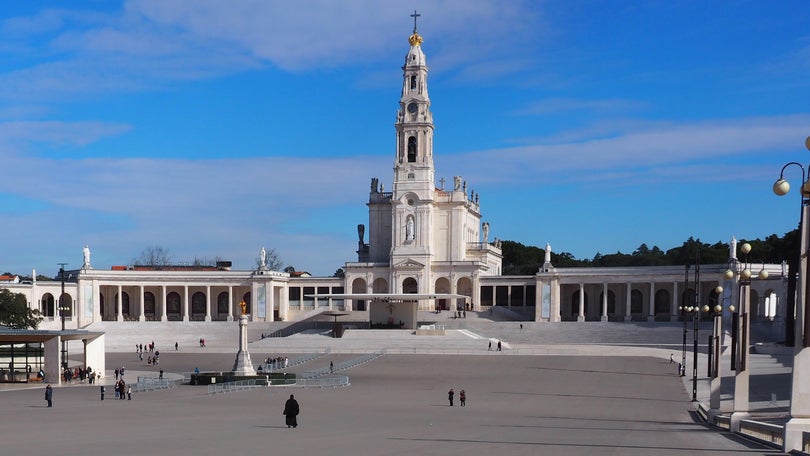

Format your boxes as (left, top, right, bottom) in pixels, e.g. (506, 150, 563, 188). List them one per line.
(239, 301, 247, 315)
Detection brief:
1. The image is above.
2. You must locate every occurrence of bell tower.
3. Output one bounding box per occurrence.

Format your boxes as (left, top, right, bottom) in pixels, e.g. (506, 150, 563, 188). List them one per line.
(389, 11, 436, 291)
(393, 12, 435, 195)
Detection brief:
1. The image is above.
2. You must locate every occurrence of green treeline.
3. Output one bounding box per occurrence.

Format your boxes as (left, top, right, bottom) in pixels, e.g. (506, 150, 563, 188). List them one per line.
(500, 229, 799, 276)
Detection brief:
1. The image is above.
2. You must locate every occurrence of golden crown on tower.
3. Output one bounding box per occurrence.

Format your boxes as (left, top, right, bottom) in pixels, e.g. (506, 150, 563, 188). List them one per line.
(408, 31, 423, 46)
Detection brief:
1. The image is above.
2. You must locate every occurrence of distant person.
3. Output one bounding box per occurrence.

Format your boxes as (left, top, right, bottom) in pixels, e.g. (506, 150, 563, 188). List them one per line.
(44, 384, 52, 407)
(520, 323, 523, 330)
(460, 389, 466, 407)
(669, 353, 674, 364)
(127, 385, 132, 400)
(448, 388, 454, 406)
(175, 342, 179, 351)
(284, 394, 300, 428)
(497, 341, 502, 351)
(330, 362, 334, 374)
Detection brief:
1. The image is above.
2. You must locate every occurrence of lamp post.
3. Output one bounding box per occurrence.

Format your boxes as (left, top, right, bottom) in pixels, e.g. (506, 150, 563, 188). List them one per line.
(774, 136, 810, 452)
(680, 264, 690, 377)
(57, 263, 68, 370)
(691, 249, 702, 402)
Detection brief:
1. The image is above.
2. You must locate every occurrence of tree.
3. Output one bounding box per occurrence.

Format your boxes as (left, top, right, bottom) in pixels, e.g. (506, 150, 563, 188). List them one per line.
(283, 266, 296, 274)
(333, 268, 345, 278)
(132, 246, 174, 266)
(0, 289, 43, 329)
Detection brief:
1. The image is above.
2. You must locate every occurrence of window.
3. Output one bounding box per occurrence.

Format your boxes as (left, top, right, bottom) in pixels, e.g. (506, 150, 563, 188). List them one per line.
(407, 136, 417, 162)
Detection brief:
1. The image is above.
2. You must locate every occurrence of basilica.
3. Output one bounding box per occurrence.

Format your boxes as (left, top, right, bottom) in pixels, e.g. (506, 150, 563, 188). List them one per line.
(0, 25, 788, 334)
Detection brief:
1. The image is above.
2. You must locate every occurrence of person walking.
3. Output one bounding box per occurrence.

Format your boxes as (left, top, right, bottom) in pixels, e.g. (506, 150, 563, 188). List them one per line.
(127, 385, 132, 400)
(488, 341, 492, 351)
(460, 389, 466, 407)
(330, 361, 334, 374)
(44, 384, 53, 407)
(283, 394, 300, 428)
(497, 340, 502, 351)
(448, 388, 454, 406)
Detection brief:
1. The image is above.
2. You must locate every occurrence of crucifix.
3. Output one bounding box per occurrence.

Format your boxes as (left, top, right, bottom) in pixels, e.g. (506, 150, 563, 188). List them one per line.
(439, 177, 445, 190)
(411, 10, 420, 33)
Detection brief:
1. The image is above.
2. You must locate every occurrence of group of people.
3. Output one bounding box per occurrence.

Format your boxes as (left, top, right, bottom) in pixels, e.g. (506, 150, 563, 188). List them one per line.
(447, 388, 467, 406)
(488, 340, 502, 351)
(62, 366, 96, 383)
(264, 356, 289, 370)
(137, 342, 158, 353)
(198, 338, 206, 348)
(113, 379, 131, 400)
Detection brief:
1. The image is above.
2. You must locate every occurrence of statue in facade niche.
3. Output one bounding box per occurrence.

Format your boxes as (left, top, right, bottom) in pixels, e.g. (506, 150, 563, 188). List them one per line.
(482, 222, 490, 243)
(406, 217, 415, 242)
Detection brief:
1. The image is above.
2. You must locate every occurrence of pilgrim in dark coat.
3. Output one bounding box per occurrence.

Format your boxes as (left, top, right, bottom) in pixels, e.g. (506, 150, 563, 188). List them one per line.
(283, 394, 300, 428)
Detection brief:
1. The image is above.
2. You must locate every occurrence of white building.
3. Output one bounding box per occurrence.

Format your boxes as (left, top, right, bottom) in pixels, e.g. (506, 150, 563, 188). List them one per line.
(0, 26, 789, 334)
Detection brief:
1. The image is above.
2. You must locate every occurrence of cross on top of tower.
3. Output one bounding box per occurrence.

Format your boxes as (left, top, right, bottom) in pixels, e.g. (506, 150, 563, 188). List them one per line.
(408, 10, 423, 46)
(411, 10, 420, 33)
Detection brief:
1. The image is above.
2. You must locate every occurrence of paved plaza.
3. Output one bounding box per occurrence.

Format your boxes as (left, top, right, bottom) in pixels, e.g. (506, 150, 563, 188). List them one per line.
(0, 320, 791, 456)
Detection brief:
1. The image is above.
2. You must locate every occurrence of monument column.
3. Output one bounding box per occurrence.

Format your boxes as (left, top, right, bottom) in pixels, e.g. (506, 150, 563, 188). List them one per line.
(578, 283, 585, 322)
(648, 282, 656, 321)
(231, 303, 257, 376)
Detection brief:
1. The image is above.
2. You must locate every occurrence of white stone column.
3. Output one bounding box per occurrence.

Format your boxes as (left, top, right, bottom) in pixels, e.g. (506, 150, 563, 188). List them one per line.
(601, 283, 608, 321)
(138, 285, 145, 321)
(205, 285, 211, 322)
(672, 282, 679, 318)
(577, 283, 585, 322)
(160, 285, 167, 322)
(116, 285, 123, 322)
(182, 285, 189, 322)
(624, 283, 632, 321)
(648, 282, 656, 321)
(227, 286, 234, 322)
(267, 284, 275, 321)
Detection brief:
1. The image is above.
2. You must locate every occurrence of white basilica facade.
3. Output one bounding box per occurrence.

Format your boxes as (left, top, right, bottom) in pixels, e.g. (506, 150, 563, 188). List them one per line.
(0, 26, 790, 333)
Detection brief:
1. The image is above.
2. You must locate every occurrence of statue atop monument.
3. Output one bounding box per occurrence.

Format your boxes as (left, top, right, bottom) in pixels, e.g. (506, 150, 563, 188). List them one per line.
(82, 245, 91, 269)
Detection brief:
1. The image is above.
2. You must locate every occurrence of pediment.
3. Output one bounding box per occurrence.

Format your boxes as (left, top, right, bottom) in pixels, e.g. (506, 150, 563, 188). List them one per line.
(393, 258, 425, 270)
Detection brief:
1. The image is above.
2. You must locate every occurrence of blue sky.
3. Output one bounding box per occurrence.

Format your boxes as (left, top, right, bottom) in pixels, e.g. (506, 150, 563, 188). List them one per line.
(0, 1, 808, 277)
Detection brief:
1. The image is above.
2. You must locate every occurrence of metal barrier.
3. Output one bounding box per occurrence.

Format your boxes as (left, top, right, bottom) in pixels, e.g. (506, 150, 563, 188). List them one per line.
(301, 350, 384, 379)
(208, 375, 349, 395)
(134, 376, 176, 392)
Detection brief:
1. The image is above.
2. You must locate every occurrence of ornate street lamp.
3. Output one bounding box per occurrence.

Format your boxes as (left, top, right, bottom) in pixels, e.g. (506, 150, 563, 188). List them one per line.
(774, 136, 810, 452)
